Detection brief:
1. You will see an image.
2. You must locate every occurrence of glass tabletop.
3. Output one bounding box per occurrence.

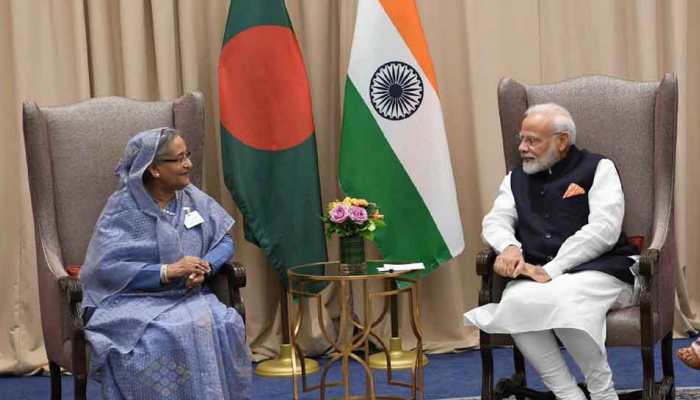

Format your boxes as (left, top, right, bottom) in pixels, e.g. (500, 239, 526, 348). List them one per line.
(287, 260, 420, 281)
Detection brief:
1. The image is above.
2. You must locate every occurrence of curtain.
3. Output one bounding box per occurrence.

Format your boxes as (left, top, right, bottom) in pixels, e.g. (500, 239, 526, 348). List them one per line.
(0, 0, 698, 374)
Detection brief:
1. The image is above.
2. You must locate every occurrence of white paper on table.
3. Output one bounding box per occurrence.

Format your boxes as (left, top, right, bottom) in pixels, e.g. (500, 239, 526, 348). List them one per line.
(376, 263, 425, 272)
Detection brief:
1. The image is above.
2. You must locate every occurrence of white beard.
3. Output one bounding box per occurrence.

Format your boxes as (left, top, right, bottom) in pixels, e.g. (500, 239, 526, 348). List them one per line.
(522, 144, 561, 175)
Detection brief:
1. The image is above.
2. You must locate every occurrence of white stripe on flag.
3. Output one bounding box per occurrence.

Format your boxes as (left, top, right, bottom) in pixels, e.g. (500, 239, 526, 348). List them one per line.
(348, 0, 464, 256)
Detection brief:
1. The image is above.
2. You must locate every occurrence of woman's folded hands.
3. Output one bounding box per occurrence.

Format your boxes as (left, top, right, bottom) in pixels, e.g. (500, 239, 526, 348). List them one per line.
(165, 256, 211, 288)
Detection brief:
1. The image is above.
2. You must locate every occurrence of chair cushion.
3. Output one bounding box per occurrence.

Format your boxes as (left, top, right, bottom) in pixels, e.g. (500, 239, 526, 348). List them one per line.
(480, 306, 646, 348)
(605, 306, 642, 346)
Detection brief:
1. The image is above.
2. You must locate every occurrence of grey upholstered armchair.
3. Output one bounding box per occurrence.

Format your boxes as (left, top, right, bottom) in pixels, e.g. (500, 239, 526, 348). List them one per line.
(477, 74, 677, 400)
(23, 92, 246, 400)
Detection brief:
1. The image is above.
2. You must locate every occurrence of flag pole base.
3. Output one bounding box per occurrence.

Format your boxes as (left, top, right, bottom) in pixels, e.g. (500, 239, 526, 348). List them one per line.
(255, 343, 320, 377)
(368, 337, 428, 370)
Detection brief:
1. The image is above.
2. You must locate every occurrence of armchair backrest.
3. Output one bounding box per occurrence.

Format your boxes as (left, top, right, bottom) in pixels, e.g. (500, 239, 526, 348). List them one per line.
(497, 74, 677, 243)
(24, 93, 205, 267)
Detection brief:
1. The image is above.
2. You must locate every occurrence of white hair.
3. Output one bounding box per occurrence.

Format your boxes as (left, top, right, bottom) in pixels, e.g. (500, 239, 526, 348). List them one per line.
(525, 103, 577, 145)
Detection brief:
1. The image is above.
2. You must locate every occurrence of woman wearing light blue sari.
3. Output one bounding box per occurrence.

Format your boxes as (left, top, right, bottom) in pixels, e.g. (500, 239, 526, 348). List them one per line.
(80, 128, 251, 399)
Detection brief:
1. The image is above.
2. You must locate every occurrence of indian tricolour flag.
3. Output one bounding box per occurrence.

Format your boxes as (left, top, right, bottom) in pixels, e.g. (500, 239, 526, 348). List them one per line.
(340, 0, 464, 272)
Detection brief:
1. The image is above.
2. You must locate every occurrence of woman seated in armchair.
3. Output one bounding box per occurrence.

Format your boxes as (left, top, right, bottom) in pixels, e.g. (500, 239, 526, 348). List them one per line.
(80, 127, 251, 399)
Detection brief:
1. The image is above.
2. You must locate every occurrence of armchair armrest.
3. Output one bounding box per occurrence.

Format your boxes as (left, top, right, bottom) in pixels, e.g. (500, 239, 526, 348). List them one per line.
(219, 261, 247, 288)
(58, 276, 82, 304)
(476, 248, 497, 276)
(209, 261, 247, 322)
(637, 247, 659, 315)
(638, 248, 659, 279)
(637, 224, 677, 340)
(638, 209, 674, 307)
(476, 247, 510, 306)
(57, 276, 84, 339)
(57, 276, 88, 381)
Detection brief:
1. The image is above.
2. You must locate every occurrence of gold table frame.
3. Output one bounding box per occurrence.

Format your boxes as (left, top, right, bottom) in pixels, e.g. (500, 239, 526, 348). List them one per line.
(287, 261, 425, 400)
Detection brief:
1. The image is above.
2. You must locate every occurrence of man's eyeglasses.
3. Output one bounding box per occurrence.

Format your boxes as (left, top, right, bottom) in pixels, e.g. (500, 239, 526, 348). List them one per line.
(515, 132, 565, 148)
(158, 151, 192, 164)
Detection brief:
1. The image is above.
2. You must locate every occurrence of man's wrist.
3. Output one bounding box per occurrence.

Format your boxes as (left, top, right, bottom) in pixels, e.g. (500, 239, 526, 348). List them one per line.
(542, 262, 562, 280)
(498, 243, 521, 254)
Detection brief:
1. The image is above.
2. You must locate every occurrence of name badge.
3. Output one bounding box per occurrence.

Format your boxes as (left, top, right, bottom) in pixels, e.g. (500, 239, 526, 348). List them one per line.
(184, 210, 204, 229)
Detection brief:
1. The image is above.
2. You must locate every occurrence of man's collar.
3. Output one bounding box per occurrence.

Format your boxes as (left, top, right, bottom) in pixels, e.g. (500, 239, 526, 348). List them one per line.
(549, 145, 579, 175)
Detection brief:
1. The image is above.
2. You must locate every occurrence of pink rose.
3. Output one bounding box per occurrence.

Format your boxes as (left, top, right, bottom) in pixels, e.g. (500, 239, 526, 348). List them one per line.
(349, 206, 368, 224)
(329, 204, 350, 223)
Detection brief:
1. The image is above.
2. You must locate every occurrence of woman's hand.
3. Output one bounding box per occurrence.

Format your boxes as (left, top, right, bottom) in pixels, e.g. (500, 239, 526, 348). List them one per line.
(185, 272, 206, 289)
(166, 256, 211, 281)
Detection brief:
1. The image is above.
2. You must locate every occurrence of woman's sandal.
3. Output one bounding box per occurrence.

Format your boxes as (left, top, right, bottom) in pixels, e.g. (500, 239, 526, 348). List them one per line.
(677, 340, 700, 369)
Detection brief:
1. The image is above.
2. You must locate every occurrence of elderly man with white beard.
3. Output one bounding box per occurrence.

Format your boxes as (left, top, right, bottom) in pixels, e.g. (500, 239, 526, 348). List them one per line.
(464, 103, 639, 400)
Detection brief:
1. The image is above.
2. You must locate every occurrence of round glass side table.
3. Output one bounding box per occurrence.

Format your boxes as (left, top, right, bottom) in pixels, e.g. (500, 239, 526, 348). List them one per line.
(286, 261, 425, 400)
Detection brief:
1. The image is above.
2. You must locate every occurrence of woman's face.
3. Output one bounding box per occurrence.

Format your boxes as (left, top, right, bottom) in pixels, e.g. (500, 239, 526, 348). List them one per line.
(150, 135, 192, 190)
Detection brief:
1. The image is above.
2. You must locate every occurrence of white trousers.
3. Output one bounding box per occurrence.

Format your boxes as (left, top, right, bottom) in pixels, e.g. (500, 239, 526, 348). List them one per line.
(512, 328, 618, 400)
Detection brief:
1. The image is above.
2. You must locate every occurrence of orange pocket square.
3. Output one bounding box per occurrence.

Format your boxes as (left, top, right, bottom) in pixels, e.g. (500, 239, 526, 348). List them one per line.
(562, 183, 586, 199)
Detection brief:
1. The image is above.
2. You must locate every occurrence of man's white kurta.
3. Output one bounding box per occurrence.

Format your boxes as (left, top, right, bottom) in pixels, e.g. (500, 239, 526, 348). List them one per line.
(464, 159, 637, 352)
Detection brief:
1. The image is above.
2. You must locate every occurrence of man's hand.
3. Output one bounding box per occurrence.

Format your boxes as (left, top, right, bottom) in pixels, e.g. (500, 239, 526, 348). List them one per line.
(521, 263, 551, 283)
(493, 245, 524, 278)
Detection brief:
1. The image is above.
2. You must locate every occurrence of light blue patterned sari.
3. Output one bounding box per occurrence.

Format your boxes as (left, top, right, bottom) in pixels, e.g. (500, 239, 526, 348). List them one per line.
(81, 128, 251, 399)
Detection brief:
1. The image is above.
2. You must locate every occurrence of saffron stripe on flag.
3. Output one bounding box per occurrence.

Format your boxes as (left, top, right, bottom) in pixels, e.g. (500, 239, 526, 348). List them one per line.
(378, 0, 438, 91)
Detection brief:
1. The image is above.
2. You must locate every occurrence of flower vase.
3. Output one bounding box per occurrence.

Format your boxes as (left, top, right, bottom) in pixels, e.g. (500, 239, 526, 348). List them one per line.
(339, 234, 366, 275)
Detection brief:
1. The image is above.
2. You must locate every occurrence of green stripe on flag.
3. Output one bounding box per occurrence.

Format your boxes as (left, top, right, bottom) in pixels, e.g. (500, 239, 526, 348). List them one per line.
(339, 79, 451, 270)
(223, 0, 291, 44)
(221, 128, 327, 283)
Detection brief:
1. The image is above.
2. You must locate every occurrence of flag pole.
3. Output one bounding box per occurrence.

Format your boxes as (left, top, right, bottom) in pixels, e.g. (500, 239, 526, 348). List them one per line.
(254, 287, 320, 377)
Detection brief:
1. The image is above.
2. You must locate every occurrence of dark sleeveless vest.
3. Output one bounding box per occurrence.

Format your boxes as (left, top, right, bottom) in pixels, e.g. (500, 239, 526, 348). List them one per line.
(510, 145, 638, 284)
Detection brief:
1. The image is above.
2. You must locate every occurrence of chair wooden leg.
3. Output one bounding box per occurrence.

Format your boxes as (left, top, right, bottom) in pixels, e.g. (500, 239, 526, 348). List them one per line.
(480, 332, 494, 400)
(641, 344, 655, 400)
(74, 374, 87, 400)
(72, 331, 88, 400)
(513, 346, 528, 400)
(49, 360, 62, 400)
(661, 332, 674, 400)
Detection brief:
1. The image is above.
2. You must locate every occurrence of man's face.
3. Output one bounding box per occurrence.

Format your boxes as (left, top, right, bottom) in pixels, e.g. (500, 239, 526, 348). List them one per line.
(518, 113, 565, 174)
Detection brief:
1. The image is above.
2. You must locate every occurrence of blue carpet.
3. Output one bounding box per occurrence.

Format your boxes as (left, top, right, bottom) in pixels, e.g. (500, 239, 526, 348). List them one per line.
(2, 338, 699, 399)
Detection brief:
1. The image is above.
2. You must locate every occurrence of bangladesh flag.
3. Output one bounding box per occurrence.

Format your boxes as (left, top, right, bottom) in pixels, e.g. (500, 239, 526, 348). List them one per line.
(219, 0, 327, 285)
(340, 0, 464, 273)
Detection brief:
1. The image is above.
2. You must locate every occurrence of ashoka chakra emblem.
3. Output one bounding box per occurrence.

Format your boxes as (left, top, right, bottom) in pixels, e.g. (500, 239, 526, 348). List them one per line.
(369, 61, 424, 121)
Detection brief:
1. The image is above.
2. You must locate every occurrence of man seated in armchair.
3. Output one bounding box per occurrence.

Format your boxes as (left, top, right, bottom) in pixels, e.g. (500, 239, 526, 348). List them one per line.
(464, 103, 639, 400)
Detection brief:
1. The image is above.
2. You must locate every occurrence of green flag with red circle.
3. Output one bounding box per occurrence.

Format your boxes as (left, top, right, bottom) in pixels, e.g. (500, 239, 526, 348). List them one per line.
(218, 0, 327, 285)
